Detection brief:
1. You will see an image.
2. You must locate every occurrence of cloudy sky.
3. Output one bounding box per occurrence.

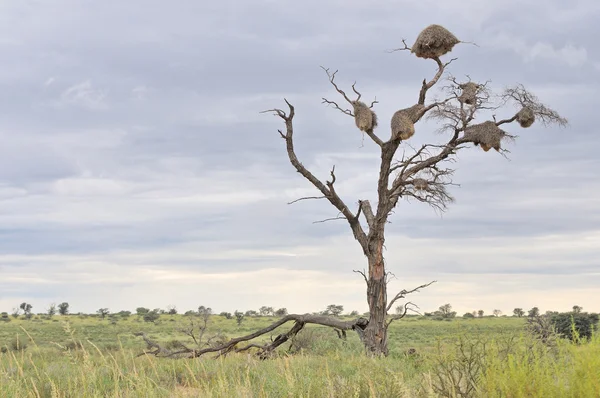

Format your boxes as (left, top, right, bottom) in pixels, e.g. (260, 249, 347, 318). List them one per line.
(1, 0, 599, 317)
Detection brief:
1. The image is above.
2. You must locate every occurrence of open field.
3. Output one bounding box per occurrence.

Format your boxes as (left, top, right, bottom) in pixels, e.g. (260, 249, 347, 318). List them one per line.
(1, 314, 599, 397)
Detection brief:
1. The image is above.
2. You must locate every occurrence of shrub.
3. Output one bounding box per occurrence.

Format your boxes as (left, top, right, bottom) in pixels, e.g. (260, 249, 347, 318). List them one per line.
(136, 307, 150, 316)
(234, 311, 245, 326)
(275, 308, 288, 317)
(143, 310, 160, 323)
(551, 312, 599, 342)
(220, 312, 232, 320)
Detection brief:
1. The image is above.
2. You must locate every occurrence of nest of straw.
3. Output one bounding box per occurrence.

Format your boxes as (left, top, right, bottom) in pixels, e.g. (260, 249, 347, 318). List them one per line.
(390, 105, 425, 141)
(463, 121, 507, 152)
(411, 24, 460, 59)
(413, 178, 429, 191)
(391, 111, 415, 140)
(458, 82, 479, 105)
(352, 101, 378, 132)
(516, 107, 535, 128)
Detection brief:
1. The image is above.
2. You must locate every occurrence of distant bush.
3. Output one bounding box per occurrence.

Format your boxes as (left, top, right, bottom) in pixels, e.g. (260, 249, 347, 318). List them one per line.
(275, 308, 288, 317)
(463, 312, 475, 318)
(143, 310, 160, 323)
(234, 311, 245, 326)
(551, 312, 599, 342)
(220, 312, 232, 319)
(136, 307, 150, 316)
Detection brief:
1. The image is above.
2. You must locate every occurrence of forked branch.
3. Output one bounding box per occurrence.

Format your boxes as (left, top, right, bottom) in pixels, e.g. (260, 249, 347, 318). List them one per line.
(262, 100, 369, 251)
(387, 280, 437, 312)
(321, 67, 384, 147)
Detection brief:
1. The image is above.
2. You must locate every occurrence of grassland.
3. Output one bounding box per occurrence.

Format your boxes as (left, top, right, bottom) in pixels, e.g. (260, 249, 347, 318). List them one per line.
(1, 314, 599, 397)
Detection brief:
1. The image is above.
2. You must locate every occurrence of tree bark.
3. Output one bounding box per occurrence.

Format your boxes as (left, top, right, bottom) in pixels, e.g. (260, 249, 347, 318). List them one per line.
(363, 233, 388, 356)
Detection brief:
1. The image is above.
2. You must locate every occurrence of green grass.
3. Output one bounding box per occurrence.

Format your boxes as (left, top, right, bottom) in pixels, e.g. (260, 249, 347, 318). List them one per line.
(1, 315, 599, 397)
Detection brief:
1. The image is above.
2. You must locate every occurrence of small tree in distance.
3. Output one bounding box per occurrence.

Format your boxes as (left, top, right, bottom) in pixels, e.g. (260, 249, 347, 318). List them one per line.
(513, 308, 525, 317)
(438, 304, 456, 319)
(477, 310, 484, 318)
(58, 302, 70, 316)
(275, 308, 288, 317)
(324, 305, 344, 317)
(47, 303, 57, 317)
(96, 308, 110, 319)
(493, 309, 502, 317)
(234, 311, 245, 326)
(167, 305, 178, 315)
(20, 303, 33, 319)
(259, 306, 274, 317)
(528, 307, 540, 318)
(572, 305, 583, 314)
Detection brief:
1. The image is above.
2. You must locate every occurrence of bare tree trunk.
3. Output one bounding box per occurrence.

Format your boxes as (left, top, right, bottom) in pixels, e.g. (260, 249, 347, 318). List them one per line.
(364, 235, 388, 356)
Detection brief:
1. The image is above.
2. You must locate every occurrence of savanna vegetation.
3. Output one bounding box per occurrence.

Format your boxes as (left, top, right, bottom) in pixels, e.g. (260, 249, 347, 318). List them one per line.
(1, 306, 598, 397)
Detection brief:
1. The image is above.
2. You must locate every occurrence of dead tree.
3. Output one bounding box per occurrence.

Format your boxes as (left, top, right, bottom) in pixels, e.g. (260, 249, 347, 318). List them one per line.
(136, 24, 567, 358)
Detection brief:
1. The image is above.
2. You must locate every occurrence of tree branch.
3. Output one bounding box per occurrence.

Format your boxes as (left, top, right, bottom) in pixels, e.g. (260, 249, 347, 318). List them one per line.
(262, 100, 369, 252)
(313, 215, 346, 224)
(358, 200, 375, 229)
(287, 196, 326, 205)
(353, 269, 368, 284)
(135, 314, 369, 360)
(321, 67, 384, 148)
(386, 280, 436, 312)
(386, 302, 420, 327)
(386, 39, 411, 53)
(418, 57, 457, 105)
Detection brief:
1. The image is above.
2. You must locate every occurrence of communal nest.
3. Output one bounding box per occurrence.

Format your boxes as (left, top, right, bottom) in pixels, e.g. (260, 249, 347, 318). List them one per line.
(463, 121, 507, 152)
(458, 82, 479, 105)
(391, 104, 426, 141)
(413, 178, 429, 191)
(516, 107, 535, 128)
(352, 101, 378, 132)
(411, 24, 460, 59)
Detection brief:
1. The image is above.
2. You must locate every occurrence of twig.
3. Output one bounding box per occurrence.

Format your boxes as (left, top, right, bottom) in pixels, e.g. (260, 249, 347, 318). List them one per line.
(287, 196, 326, 205)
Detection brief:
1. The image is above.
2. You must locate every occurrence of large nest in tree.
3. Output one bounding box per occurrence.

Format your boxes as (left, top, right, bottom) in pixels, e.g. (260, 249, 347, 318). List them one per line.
(390, 105, 425, 141)
(516, 107, 535, 128)
(413, 178, 429, 191)
(458, 82, 479, 105)
(463, 121, 507, 152)
(352, 101, 378, 132)
(411, 24, 460, 59)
